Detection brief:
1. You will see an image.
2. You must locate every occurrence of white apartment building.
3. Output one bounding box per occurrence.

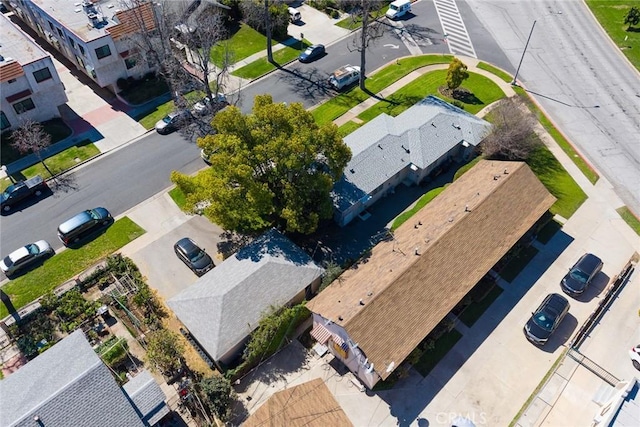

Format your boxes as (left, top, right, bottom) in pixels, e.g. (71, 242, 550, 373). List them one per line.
(6, 0, 156, 93)
(0, 12, 67, 131)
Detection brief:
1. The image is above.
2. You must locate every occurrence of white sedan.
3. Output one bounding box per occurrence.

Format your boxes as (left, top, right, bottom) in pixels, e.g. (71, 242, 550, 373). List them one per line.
(1, 240, 54, 277)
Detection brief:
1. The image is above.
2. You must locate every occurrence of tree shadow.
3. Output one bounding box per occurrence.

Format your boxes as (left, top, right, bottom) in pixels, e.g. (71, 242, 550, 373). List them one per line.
(48, 174, 79, 194)
(273, 66, 334, 101)
(216, 231, 255, 259)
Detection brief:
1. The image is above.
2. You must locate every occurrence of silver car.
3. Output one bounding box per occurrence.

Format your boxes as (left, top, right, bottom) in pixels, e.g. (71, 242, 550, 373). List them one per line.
(1, 240, 54, 277)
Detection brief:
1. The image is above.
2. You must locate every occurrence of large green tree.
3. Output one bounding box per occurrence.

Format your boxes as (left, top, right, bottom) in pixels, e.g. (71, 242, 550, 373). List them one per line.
(171, 95, 351, 234)
(446, 58, 469, 91)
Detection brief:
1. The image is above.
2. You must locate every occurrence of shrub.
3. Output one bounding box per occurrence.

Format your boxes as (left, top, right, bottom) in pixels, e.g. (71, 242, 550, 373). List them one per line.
(117, 77, 130, 91)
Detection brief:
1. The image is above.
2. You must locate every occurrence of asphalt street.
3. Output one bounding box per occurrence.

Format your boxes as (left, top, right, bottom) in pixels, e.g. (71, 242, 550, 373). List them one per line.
(467, 0, 640, 216)
(0, 131, 204, 254)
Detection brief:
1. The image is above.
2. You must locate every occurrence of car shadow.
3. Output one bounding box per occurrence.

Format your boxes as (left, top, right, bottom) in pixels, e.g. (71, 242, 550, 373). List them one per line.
(0, 186, 54, 216)
(2, 252, 55, 280)
(573, 272, 611, 303)
(538, 313, 578, 354)
(63, 222, 114, 249)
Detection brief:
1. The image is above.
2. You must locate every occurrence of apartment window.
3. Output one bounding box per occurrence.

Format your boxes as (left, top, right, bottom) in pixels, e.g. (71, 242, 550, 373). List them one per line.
(95, 45, 111, 60)
(79, 45, 85, 55)
(57, 28, 63, 38)
(7, 78, 16, 84)
(33, 67, 52, 83)
(0, 112, 10, 131)
(124, 56, 137, 70)
(69, 38, 76, 48)
(13, 98, 36, 114)
(48, 21, 54, 31)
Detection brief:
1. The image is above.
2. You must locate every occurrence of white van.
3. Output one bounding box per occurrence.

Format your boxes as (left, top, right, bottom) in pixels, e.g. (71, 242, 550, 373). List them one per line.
(288, 7, 301, 23)
(328, 65, 360, 90)
(386, 0, 411, 19)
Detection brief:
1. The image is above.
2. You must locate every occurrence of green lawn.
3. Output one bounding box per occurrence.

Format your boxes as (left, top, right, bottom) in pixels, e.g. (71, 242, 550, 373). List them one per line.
(499, 246, 539, 283)
(453, 156, 483, 181)
(391, 187, 447, 230)
(20, 140, 98, 179)
(527, 144, 588, 219)
(357, 71, 505, 123)
(137, 101, 176, 130)
(312, 55, 453, 124)
(337, 121, 363, 137)
(457, 285, 504, 327)
(210, 24, 277, 67)
(169, 186, 187, 211)
(413, 329, 463, 377)
(232, 40, 311, 79)
(586, 1, 640, 70)
(0, 217, 145, 318)
(1, 118, 72, 165)
(477, 62, 513, 83)
(335, 3, 388, 30)
(617, 206, 640, 235)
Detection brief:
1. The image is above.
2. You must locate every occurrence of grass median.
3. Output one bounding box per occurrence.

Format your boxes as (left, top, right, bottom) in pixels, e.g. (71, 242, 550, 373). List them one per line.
(232, 40, 312, 80)
(0, 217, 145, 318)
(312, 55, 453, 124)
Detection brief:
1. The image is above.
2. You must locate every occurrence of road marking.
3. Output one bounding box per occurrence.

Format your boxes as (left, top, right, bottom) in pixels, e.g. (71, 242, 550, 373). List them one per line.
(384, 44, 400, 49)
(434, 0, 477, 58)
(387, 19, 424, 55)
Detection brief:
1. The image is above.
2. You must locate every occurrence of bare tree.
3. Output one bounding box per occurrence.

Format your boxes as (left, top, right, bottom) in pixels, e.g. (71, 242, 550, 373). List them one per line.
(241, 0, 289, 64)
(10, 120, 53, 177)
(481, 98, 541, 161)
(347, 0, 387, 91)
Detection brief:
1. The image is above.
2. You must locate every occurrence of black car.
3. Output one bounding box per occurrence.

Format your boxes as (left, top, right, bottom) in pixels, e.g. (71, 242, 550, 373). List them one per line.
(524, 293, 570, 346)
(174, 237, 214, 276)
(298, 44, 325, 63)
(1, 175, 47, 212)
(561, 253, 603, 297)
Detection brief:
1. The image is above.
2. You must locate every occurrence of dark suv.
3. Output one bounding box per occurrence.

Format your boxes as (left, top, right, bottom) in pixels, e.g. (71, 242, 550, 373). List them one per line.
(174, 237, 214, 276)
(561, 253, 603, 297)
(524, 293, 570, 346)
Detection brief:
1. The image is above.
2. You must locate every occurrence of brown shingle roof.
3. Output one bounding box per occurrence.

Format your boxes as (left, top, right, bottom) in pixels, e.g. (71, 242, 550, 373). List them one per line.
(307, 160, 556, 379)
(107, 1, 156, 41)
(242, 378, 353, 427)
(0, 61, 24, 82)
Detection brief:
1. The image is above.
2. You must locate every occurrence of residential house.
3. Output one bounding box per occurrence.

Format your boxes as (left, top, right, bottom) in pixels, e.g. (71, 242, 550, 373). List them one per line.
(0, 13, 67, 131)
(332, 95, 492, 226)
(0, 329, 170, 427)
(308, 160, 556, 389)
(7, 0, 156, 93)
(242, 378, 353, 427)
(168, 228, 324, 369)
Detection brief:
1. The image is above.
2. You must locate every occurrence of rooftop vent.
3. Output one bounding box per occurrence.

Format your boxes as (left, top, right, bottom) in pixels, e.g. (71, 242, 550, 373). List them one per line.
(378, 144, 383, 150)
(504, 168, 509, 174)
(350, 168, 355, 174)
(431, 122, 436, 128)
(452, 123, 461, 129)
(338, 315, 344, 321)
(401, 144, 410, 154)
(359, 299, 365, 306)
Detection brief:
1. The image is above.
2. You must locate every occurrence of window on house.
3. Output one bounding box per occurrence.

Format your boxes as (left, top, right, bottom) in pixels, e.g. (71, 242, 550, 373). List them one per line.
(124, 56, 137, 69)
(33, 67, 52, 83)
(95, 45, 111, 60)
(57, 28, 63, 38)
(13, 98, 36, 114)
(7, 78, 16, 84)
(0, 112, 10, 131)
(48, 21, 54, 31)
(69, 38, 76, 48)
(79, 45, 85, 55)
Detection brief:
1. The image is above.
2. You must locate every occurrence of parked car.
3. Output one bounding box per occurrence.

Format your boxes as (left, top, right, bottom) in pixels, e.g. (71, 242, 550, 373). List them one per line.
(524, 293, 570, 346)
(1, 240, 54, 277)
(192, 93, 227, 116)
(298, 44, 325, 63)
(288, 7, 301, 22)
(155, 110, 192, 134)
(1, 175, 47, 212)
(328, 65, 360, 91)
(174, 237, 214, 276)
(630, 345, 640, 371)
(561, 253, 603, 297)
(57, 207, 112, 246)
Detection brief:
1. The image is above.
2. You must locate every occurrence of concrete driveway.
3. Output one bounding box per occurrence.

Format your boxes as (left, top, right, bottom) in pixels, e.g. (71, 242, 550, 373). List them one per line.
(119, 192, 225, 301)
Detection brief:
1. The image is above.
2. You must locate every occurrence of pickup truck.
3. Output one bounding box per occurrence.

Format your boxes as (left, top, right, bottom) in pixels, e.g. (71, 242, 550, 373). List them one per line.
(1, 175, 48, 212)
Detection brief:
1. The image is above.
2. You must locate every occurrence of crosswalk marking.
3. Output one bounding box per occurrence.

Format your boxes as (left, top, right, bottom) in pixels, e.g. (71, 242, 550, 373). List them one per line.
(434, 0, 477, 58)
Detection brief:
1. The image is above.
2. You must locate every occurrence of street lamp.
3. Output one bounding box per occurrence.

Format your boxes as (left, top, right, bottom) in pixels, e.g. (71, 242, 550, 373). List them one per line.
(512, 20, 537, 86)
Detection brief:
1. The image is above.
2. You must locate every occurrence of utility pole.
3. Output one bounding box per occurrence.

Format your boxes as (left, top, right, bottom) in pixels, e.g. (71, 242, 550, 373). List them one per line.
(512, 20, 537, 86)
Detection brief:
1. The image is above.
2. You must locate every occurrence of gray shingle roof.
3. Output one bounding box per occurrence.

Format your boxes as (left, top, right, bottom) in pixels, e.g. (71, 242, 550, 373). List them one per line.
(332, 96, 492, 212)
(0, 330, 144, 427)
(123, 370, 170, 426)
(168, 229, 324, 361)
